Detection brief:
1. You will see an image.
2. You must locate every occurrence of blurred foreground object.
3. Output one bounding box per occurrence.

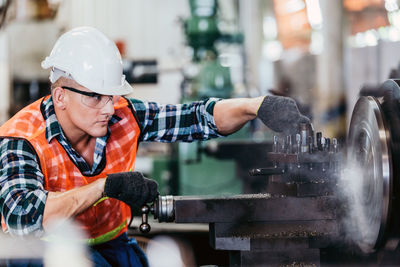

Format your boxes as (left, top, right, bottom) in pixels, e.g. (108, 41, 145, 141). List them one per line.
(0, 219, 91, 267)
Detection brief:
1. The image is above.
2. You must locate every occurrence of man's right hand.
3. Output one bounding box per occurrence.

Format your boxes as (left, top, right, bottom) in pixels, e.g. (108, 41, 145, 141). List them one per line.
(104, 172, 159, 211)
(257, 95, 310, 135)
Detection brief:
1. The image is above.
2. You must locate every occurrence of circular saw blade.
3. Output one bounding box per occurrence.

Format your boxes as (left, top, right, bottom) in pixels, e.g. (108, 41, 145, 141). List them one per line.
(346, 96, 392, 252)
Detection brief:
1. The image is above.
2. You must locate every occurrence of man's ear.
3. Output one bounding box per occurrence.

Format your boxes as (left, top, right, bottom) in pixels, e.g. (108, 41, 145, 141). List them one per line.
(52, 87, 67, 110)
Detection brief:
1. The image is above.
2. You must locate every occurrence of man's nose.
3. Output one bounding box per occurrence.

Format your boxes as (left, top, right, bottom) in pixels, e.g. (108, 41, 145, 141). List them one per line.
(102, 98, 115, 116)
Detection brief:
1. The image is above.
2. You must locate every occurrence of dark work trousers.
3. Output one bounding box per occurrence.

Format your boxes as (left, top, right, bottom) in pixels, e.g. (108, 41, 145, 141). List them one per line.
(7, 233, 148, 267)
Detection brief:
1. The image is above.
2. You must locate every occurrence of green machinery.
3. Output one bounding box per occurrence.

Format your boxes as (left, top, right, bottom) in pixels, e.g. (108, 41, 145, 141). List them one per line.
(151, 0, 247, 196)
(189, 59, 233, 100)
(184, 0, 242, 62)
(182, 0, 242, 101)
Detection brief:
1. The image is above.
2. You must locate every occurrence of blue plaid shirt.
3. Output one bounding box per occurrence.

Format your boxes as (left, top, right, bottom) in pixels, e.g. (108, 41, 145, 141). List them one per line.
(0, 96, 221, 237)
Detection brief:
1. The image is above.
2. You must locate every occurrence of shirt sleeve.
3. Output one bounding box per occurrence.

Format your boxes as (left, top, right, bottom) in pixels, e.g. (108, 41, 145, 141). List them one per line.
(129, 98, 225, 142)
(0, 138, 48, 237)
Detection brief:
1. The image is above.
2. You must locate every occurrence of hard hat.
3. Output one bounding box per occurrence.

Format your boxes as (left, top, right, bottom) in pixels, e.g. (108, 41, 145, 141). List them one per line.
(41, 26, 133, 96)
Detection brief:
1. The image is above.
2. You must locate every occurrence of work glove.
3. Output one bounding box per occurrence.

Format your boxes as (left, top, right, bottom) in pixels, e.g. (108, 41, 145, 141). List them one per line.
(257, 95, 311, 135)
(104, 172, 159, 212)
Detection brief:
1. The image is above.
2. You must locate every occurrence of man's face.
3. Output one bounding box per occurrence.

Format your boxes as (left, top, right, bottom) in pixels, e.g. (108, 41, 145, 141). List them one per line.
(62, 84, 117, 138)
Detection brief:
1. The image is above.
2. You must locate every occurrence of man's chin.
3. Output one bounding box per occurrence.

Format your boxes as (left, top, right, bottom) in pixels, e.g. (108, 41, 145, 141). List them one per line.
(88, 127, 108, 138)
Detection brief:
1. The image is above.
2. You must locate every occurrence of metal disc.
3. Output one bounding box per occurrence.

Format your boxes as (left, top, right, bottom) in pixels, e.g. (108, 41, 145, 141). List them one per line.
(347, 96, 392, 252)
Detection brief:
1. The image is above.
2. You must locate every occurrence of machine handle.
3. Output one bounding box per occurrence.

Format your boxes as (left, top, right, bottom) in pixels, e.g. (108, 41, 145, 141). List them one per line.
(139, 205, 151, 233)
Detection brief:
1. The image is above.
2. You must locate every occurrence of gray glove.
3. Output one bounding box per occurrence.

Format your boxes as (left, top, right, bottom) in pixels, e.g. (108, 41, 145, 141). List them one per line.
(257, 95, 310, 135)
(104, 172, 159, 211)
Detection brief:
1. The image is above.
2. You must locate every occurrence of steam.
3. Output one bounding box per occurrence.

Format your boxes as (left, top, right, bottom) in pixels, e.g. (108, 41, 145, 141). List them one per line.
(337, 157, 379, 253)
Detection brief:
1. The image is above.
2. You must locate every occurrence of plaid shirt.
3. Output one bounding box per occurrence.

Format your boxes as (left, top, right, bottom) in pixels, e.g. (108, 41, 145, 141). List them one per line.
(0, 96, 221, 237)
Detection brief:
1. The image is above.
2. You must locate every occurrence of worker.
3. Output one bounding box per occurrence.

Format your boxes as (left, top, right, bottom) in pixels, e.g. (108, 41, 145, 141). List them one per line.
(0, 26, 309, 267)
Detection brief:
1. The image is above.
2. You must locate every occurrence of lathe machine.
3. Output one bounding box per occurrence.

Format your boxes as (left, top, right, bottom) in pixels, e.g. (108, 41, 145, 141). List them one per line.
(139, 79, 400, 266)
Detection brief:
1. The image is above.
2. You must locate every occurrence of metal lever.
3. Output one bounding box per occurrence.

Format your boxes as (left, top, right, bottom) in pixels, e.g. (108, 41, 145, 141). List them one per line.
(139, 205, 151, 233)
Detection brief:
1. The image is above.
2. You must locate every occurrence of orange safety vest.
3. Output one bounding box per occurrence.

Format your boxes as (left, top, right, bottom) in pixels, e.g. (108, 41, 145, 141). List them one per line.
(0, 96, 141, 245)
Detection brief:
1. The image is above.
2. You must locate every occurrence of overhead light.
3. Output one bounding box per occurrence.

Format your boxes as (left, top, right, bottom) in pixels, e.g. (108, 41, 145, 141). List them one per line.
(310, 31, 323, 54)
(388, 26, 400, 41)
(262, 41, 282, 62)
(389, 10, 400, 29)
(263, 16, 277, 40)
(364, 30, 378, 46)
(305, 0, 323, 29)
(354, 32, 366, 48)
(385, 0, 399, 12)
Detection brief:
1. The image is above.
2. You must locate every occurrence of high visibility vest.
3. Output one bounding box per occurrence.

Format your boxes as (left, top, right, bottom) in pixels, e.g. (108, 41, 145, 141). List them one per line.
(0, 96, 141, 245)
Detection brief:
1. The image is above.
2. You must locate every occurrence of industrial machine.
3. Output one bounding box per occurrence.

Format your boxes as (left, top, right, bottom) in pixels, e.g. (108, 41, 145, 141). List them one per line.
(137, 79, 400, 266)
(141, 123, 343, 266)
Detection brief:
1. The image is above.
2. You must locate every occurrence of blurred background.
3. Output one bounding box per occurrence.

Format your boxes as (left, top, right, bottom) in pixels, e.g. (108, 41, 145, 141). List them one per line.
(1, 1, 400, 265)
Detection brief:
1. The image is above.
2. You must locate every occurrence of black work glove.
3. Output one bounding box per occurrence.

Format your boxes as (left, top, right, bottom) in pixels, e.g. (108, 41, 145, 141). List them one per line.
(104, 172, 159, 212)
(257, 95, 311, 135)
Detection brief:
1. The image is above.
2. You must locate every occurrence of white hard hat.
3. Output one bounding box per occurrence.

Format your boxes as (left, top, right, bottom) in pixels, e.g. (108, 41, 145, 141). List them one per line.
(41, 26, 133, 96)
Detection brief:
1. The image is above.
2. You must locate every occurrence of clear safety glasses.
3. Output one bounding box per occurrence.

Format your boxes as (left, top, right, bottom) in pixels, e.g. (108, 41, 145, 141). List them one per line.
(61, 86, 121, 109)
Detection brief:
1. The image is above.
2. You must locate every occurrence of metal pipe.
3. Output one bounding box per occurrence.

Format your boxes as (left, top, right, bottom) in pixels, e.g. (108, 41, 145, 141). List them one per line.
(153, 195, 175, 222)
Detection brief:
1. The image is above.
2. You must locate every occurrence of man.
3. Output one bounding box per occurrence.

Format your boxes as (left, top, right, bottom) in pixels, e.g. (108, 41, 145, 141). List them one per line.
(0, 27, 309, 266)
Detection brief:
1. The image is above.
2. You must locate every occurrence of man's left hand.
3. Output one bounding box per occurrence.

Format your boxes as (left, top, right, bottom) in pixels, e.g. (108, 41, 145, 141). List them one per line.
(257, 95, 310, 135)
(104, 172, 159, 211)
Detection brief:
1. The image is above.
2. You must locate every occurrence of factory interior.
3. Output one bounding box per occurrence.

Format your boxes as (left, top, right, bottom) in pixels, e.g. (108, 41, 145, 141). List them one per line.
(2, 0, 400, 266)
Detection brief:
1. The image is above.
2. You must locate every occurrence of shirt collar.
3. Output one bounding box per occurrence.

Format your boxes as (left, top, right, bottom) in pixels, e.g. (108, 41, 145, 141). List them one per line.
(42, 96, 121, 143)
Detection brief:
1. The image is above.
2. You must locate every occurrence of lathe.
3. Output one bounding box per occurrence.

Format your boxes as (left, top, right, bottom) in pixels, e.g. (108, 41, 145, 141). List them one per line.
(139, 79, 400, 266)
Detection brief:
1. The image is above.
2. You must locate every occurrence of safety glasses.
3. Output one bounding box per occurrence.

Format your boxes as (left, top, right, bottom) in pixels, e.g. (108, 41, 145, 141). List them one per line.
(61, 86, 120, 109)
